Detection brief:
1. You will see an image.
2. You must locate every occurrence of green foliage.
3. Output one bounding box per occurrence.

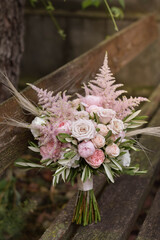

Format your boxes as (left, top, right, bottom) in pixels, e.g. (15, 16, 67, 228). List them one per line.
(82, 0, 102, 9)
(29, 0, 66, 39)
(118, 0, 125, 8)
(29, 0, 126, 39)
(0, 175, 36, 239)
(111, 6, 124, 19)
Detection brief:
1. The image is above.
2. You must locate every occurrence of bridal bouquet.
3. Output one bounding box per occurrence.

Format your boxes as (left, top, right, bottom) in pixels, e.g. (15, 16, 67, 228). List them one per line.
(3, 53, 160, 226)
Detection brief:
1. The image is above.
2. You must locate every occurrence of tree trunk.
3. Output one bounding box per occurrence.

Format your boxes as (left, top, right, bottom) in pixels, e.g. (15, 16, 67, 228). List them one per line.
(0, 0, 25, 103)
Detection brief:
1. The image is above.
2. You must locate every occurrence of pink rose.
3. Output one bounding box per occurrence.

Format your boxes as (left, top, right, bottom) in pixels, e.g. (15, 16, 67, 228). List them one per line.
(78, 141, 95, 158)
(40, 140, 61, 161)
(85, 149, 105, 168)
(56, 121, 71, 135)
(92, 134, 105, 148)
(105, 143, 120, 157)
(97, 124, 109, 136)
(82, 95, 103, 107)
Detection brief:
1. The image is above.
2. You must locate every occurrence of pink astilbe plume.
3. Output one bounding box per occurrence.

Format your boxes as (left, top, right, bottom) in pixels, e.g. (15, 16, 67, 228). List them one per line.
(28, 84, 74, 121)
(38, 122, 62, 161)
(78, 53, 148, 119)
(114, 96, 148, 119)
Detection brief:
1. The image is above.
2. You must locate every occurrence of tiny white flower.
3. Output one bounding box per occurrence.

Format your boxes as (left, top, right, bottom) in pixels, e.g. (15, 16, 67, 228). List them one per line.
(30, 116, 46, 138)
(119, 150, 131, 167)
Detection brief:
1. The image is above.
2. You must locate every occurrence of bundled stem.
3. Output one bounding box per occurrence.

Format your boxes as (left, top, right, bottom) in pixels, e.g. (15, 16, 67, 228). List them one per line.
(72, 189, 101, 226)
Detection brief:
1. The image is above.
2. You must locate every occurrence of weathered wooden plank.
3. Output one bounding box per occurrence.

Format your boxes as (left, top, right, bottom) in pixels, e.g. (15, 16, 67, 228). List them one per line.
(72, 108, 160, 240)
(0, 15, 158, 174)
(40, 88, 160, 240)
(137, 188, 160, 240)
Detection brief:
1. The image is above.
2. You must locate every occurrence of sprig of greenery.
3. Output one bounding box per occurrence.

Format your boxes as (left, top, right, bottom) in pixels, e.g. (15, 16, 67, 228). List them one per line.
(29, 0, 126, 39)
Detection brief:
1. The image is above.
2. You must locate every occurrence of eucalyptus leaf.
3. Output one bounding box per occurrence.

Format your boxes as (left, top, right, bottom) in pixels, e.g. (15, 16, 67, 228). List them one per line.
(103, 163, 114, 183)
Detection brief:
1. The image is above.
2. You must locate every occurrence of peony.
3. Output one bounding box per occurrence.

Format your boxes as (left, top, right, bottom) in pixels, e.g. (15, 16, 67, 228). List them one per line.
(86, 105, 101, 117)
(108, 118, 124, 134)
(92, 134, 105, 148)
(56, 121, 71, 135)
(78, 141, 95, 158)
(97, 124, 109, 136)
(105, 143, 120, 157)
(82, 95, 103, 107)
(119, 150, 131, 167)
(71, 119, 96, 141)
(74, 110, 89, 120)
(40, 140, 61, 161)
(85, 149, 105, 168)
(98, 108, 116, 124)
(31, 116, 46, 138)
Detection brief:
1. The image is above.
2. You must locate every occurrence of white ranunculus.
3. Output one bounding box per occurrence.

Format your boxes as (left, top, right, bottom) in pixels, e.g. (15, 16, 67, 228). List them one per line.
(108, 118, 124, 134)
(31, 116, 46, 138)
(60, 153, 80, 168)
(74, 110, 89, 120)
(119, 150, 131, 167)
(98, 108, 116, 124)
(71, 119, 96, 141)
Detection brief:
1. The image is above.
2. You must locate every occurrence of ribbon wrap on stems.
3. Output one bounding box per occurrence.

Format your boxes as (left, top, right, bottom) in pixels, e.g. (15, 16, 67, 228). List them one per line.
(72, 174, 101, 226)
(77, 174, 93, 191)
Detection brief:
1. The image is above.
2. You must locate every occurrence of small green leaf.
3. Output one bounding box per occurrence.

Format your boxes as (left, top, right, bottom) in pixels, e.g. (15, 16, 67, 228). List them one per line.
(15, 162, 44, 168)
(124, 110, 141, 123)
(105, 130, 112, 139)
(82, 0, 101, 9)
(111, 7, 124, 19)
(103, 163, 114, 183)
(118, 0, 125, 9)
(81, 166, 87, 182)
(111, 159, 122, 171)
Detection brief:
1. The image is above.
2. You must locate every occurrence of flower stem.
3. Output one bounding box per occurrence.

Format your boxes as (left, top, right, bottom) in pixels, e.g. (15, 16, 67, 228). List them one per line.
(104, 0, 119, 31)
(72, 190, 101, 226)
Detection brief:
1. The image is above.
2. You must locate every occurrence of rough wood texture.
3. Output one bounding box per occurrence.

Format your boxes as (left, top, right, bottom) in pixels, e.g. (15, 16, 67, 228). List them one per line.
(72, 108, 160, 240)
(0, 15, 158, 174)
(0, 0, 25, 102)
(137, 188, 160, 240)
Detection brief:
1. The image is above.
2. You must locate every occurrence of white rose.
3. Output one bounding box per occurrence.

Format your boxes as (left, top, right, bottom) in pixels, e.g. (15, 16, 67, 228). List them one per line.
(97, 124, 109, 136)
(31, 116, 46, 138)
(98, 108, 116, 124)
(105, 143, 120, 157)
(108, 118, 124, 134)
(92, 134, 105, 148)
(74, 110, 89, 120)
(119, 150, 131, 167)
(71, 119, 96, 141)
